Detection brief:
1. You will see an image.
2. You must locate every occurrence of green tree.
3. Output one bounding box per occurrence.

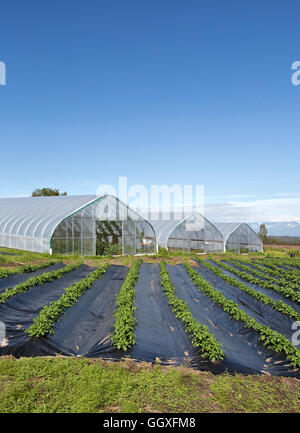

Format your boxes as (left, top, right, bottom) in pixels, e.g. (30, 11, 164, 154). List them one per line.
(258, 223, 268, 243)
(32, 188, 67, 197)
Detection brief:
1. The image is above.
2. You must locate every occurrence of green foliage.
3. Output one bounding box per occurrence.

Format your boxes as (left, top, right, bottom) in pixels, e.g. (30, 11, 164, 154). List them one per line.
(26, 264, 110, 337)
(208, 258, 300, 304)
(96, 242, 122, 256)
(160, 262, 224, 362)
(0, 262, 82, 304)
(233, 259, 300, 286)
(0, 357, 299, 413)
(32, 188, 67, 197)
(0, 260, 58, 278)
(195, 258, 300, 321)
(111, 259, 142, 351)
(258, 224, 268, 243)
(184, 262, 300, 369)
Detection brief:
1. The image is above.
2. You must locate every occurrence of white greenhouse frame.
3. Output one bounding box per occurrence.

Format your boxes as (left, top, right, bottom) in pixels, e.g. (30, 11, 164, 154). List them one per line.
(0, 195, 156, 256)
(214, 222, 263, 253)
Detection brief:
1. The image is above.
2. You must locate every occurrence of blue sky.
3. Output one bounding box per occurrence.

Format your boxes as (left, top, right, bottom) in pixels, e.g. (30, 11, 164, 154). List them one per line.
(0, 0, 300, 218)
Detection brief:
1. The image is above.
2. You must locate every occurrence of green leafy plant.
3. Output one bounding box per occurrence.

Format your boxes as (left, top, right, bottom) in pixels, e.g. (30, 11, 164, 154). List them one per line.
(208, 258, 300, 304)
(0, 260, 59, 279)
(26, 263, 110, 337)
(160, 262, 224, 362)
(184, 262, 300, 369)
(194, 258, 300, 321)
(111, 259, 142, 351)
(0, 262, 82, 304)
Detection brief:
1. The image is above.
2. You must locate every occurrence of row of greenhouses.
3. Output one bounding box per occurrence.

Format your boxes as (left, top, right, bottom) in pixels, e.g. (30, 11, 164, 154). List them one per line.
(0, 195, 263, 255)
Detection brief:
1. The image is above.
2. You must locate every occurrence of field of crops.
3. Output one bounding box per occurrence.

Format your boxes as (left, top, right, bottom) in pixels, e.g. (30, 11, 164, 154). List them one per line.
(0, 249, 300, 377)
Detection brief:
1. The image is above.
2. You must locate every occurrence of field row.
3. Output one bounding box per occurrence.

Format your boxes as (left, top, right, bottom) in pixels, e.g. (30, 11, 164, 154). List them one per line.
(0, 258, 299, 376)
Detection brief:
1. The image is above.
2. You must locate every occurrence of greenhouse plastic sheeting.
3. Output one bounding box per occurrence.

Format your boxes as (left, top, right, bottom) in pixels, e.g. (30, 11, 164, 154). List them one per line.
(150, 212, 223, 253)
(214, 222, 263, 253)
(0, 195, 156, 255)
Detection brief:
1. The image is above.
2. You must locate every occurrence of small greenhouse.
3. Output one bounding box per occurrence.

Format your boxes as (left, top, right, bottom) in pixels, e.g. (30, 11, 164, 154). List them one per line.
(214, 222, 263, 253)
(0, 195, 156, 255)
(150, 212, 224, 253)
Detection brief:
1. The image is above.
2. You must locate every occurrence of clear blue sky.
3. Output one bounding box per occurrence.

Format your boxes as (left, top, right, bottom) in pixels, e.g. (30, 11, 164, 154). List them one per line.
(0, 0, 300, 206)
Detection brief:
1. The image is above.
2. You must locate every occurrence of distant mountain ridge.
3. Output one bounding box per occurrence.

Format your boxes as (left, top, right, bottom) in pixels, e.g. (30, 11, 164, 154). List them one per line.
(249, 222, 300, 237)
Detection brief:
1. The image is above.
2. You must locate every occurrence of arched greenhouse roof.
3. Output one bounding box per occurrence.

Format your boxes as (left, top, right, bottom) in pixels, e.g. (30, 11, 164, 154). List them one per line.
(0, 194, 156, 254)
(150, 212, 223, 250)
(213, 222, 260, 243)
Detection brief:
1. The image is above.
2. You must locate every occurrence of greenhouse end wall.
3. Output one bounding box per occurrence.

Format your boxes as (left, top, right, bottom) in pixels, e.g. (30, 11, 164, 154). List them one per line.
(51, 195, 156, 255)
(223, 224, 262, 253)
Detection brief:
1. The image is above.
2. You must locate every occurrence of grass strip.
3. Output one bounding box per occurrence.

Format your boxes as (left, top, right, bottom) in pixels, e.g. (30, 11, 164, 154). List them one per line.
(195, 258, 300, 321)
(184, 262, 300, 369)
(0, 260, 59, 279)
(208, 258, 300, 305)
(26, 263, 110, 337)
(0, 262, 82, 304)
(111, 259, 142, 351)
(160, 262, 225, 362)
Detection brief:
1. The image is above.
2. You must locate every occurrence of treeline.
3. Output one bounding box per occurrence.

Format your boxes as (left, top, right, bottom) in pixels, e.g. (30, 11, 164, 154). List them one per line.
(264, 236, 300, 246)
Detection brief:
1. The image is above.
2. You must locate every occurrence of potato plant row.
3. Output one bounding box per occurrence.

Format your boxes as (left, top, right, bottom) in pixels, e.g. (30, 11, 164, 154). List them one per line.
(111, 259, 143, 351)
(26, 263, 110, 338)
(195, 259, 300, 321)
(0, 260, 59, 279)
(227, 260, 299, 290)
(160, 261, 225, 362)
(264, 258, 300, 271)
(209, 258, 300, 304)
(252, 261, 300, 284)
(184, 263, 300, 369)
(0, 262, 82, 304)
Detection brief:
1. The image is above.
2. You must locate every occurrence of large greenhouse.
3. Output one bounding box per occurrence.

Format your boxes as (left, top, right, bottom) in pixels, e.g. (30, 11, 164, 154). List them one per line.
(214, 222, 263, 253)
(0, 195, 156, 255)
(150, 212, 224, 253)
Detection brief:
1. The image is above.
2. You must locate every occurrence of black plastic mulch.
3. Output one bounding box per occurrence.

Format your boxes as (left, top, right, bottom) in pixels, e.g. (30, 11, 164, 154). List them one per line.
(0, 262, 299, 377)
(0, 264, 95, 357)
(167, 264, 299, 377)
(0, 263, 66, 293)
(206, 263, 300, 316)
(47, 265, 129, 358)
(127, 263, 202, 367)
(196, 261, 299, 336)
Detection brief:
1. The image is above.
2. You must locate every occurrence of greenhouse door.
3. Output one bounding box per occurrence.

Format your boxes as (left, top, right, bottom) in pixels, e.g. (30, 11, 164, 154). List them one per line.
(122, 220, 136, 254)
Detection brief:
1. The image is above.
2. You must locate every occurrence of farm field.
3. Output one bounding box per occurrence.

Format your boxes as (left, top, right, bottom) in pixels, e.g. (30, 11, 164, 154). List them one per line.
(0, 247, 299, 412)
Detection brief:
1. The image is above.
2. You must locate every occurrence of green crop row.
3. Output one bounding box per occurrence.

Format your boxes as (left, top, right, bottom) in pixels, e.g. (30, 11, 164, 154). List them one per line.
(227, 260, 299, 290)
(194, 258, 300, 321)
(0, 260, 59, 279)
(264, 258, 300, 271)
(111, 259, 142, 351)
(26, 264, 110, 338)
(209, 258, 300, 305)
(0, 262, 82, 304)
(160, 262, 225, 362)
(184, 263, 300, 369)
(240, 259, 300, 286)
